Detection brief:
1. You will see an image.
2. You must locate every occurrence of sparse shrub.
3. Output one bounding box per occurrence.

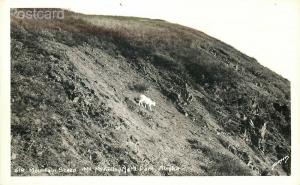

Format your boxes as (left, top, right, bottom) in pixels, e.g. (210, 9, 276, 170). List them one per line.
(187, 139, 252, 176)
(129, 82, 150, 93)
(207, 153, 252, 176)
(151, 52, 178, 69)
(124, 97, 137, 111)
(186, 60, 238, 86)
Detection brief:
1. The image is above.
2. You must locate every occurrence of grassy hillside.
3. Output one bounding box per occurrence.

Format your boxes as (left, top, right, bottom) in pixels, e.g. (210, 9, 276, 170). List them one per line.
(11, 9, 290, 176)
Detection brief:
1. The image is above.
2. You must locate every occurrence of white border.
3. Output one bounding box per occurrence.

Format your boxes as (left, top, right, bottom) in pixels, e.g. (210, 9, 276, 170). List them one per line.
(1, 1, 300, 185)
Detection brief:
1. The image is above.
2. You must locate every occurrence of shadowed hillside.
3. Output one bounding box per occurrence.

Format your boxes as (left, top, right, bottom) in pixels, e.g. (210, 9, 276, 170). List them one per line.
(11, 9, 290, 176)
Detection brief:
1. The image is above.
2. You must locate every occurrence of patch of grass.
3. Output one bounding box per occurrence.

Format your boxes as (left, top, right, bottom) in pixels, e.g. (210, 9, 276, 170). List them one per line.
(129, 82, 150, 93)
(206, 152, 252, 176)
(186, 60, 238, 86)
(187, 139, 252, 176)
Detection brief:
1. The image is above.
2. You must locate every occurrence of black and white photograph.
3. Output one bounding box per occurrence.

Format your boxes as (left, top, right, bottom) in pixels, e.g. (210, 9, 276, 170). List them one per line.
(1, 0, 300, 184)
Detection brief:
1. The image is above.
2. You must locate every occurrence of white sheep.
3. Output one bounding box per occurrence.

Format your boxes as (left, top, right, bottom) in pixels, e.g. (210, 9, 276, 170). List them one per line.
(138, 94, 156, 111)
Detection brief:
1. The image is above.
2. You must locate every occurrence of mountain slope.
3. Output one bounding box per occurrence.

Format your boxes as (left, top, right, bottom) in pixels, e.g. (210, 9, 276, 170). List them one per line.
(11, 9, 290, 176)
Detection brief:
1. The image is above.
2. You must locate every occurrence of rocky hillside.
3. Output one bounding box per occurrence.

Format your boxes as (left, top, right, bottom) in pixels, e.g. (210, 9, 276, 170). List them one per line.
(11, 9, 291, 176)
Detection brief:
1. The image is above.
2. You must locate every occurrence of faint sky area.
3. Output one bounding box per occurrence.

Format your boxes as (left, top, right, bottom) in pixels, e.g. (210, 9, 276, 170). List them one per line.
(11, 0, 300, 80)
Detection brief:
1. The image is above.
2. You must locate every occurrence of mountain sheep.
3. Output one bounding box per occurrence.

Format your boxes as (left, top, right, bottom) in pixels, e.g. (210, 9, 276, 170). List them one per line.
(138, 94, 156, 111)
